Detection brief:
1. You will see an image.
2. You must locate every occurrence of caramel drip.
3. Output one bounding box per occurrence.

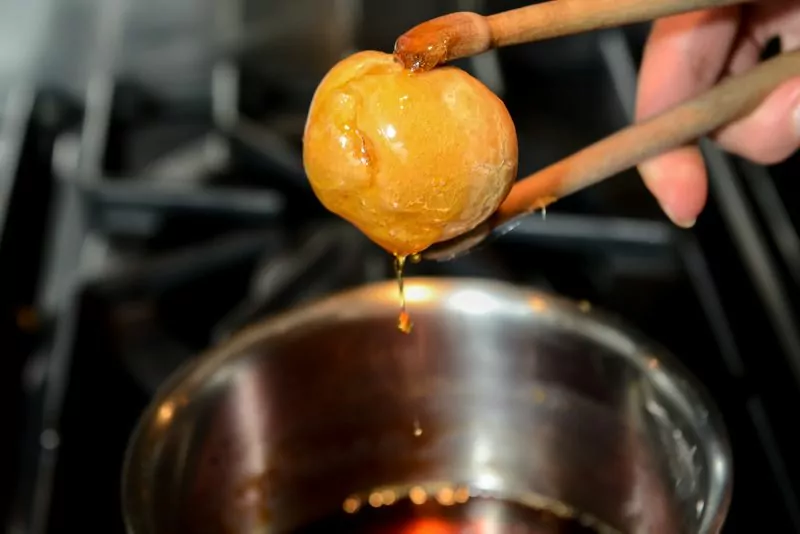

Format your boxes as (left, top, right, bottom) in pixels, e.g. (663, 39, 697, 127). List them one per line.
(394, 254, 413, 334)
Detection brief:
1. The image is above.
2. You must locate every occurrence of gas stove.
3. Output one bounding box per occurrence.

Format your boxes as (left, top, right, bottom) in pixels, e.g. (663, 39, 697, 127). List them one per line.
(3, 5, 800, 534)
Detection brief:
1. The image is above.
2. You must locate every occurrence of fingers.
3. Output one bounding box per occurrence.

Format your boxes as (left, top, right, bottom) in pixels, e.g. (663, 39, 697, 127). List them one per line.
(718, 0, 800, 164)
(635, 7, 740, 227)
(638, 147, 708, 228)
(714, 77, 800, 165)
(749, 0, 800, 52)
(636, 7, 741, 119)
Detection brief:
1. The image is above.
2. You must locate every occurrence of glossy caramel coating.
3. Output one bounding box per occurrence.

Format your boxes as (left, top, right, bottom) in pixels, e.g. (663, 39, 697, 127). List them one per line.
(302, 51, 517, 256)
(394, 12, 491, 72)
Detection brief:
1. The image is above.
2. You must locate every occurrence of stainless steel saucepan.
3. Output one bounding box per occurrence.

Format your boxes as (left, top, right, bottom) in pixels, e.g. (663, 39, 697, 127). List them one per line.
(122, 277, 732, 533)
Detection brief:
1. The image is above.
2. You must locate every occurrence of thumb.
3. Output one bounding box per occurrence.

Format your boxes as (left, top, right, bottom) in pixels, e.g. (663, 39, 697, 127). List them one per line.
(638, 148, 707, 228)
(714, 77, 800, 165)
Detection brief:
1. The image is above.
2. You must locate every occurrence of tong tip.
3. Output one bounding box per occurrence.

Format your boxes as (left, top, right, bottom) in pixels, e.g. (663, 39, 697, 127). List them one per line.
(421, 220, 493, 262)
(393, 12, 491, 72)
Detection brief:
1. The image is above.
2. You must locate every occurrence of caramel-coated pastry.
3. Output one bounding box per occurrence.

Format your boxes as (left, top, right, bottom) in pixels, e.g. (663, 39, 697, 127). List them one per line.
(303, 50, 517, 256)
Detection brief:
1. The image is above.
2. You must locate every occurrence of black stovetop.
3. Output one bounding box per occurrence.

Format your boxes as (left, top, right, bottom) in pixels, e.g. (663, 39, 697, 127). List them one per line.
(4, 22, 800, 534)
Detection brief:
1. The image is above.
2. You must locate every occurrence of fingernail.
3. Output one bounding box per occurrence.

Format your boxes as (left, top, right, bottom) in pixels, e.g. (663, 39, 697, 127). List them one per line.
(661, 203, 696, 229)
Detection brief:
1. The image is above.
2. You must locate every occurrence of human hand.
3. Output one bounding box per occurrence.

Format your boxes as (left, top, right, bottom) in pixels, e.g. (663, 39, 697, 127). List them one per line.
(636, 0, 800, 228)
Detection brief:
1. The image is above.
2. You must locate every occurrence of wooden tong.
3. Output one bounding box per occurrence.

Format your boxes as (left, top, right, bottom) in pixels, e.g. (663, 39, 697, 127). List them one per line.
(412, 0, 798, 261)
(395, 0, 752, 71)
(425, 49, 800, 260)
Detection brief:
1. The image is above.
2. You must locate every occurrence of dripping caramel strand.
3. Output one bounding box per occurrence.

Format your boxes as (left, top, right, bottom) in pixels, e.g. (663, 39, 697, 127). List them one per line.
(394, 254, 413, 334)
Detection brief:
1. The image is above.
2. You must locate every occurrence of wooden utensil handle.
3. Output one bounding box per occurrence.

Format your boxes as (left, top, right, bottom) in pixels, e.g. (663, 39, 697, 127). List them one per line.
(494, 51, 800, 224)
(488, 0, 748, 48)
(395, 0, 750, 71)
